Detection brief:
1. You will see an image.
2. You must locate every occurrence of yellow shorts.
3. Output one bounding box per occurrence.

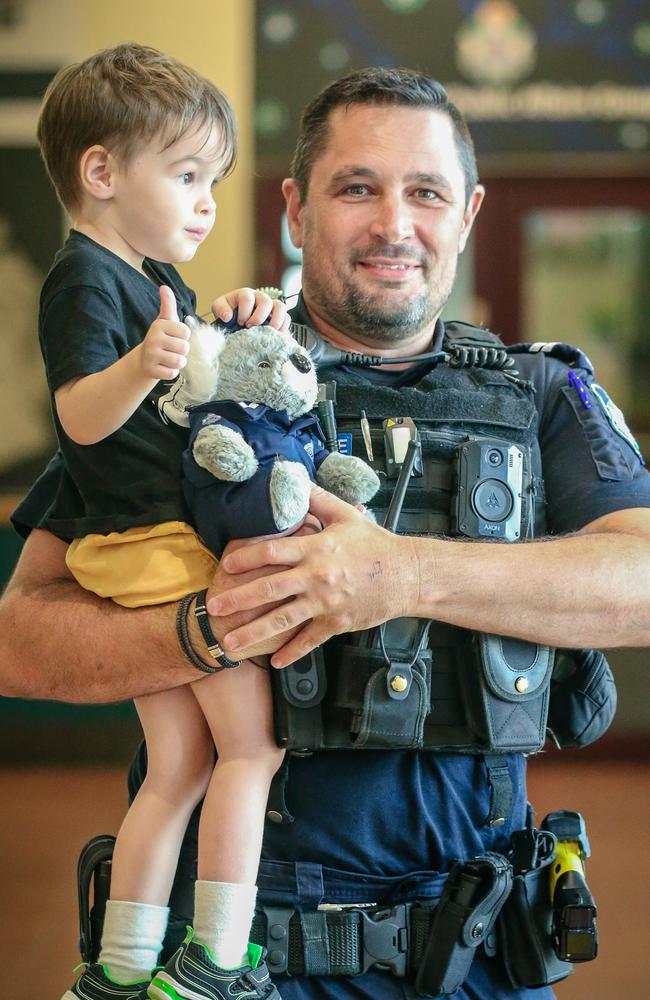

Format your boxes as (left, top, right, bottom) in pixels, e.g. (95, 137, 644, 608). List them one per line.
(66, 521, 218, 608)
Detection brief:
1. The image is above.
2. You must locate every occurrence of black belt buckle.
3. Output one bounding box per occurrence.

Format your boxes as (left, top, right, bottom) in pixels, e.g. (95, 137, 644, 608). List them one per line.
(359, 903, 411, 976)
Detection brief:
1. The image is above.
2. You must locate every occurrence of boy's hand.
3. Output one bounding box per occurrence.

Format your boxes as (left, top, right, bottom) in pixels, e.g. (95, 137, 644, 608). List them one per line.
(140, 286, 190, 381)
(211, 287, 290, 332)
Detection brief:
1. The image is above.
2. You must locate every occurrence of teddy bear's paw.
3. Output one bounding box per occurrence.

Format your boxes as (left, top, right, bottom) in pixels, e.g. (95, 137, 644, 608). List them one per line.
(317, 453, 380, 504)
(270, 460, 311, 530)
(193, 425, 258, 481)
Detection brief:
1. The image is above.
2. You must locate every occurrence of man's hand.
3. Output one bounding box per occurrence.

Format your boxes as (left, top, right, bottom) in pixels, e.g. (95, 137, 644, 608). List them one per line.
(211, 287, 290, 332)
(205, 515, 323, 661)
(139, 285, 190, 380)
(205, 540, 300, 662)
(207, 488, 418, 667)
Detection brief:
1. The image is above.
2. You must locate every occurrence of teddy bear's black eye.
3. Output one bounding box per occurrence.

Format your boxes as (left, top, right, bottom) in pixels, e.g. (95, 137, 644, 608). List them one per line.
(258, 360, 271, 369)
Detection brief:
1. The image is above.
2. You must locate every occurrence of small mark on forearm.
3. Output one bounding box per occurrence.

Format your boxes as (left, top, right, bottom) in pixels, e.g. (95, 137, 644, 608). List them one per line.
(368, 561, 383, 579)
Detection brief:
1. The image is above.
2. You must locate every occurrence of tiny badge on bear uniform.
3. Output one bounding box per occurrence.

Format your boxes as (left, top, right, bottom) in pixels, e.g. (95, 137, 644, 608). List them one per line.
(591, 383, 643, 461)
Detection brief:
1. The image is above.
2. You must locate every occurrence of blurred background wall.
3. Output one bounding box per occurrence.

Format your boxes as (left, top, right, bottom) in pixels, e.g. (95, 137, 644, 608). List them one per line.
(0, 1, 648, 997)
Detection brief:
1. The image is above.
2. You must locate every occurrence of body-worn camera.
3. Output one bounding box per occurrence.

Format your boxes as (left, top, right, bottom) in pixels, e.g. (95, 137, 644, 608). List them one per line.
(453, 438, 526, 542)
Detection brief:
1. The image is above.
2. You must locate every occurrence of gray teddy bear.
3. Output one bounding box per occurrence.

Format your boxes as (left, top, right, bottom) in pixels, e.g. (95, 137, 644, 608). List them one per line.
(159, 319, 379, 556)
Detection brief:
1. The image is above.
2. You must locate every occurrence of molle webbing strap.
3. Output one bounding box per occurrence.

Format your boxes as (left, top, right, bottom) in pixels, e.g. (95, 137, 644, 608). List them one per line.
(300, 911, 331, 975)
(484, 754, 514, 826)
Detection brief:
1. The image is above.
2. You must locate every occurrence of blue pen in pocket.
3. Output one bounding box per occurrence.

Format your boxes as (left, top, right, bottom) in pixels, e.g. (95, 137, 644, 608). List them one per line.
(568, 370, 592, 409)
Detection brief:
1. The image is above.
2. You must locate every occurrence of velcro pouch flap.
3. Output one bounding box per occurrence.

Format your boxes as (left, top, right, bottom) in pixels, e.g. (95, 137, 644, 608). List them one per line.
(547, 648, 617, 748)
(337, 645, 432, 749)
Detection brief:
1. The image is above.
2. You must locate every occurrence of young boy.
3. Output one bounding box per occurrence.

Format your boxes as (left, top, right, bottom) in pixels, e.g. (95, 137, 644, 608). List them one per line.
(36, 43, 285, 1000)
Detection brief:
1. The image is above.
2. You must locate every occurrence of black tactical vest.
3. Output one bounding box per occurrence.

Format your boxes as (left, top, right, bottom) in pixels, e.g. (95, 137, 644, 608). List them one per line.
(272, 324, 559, 758)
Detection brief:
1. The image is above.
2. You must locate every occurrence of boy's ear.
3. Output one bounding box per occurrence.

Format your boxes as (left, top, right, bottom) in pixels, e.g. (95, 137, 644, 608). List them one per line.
(79, 144, 117, 201)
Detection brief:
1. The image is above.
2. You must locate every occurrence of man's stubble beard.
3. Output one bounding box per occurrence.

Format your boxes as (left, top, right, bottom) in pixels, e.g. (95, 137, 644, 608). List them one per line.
(301, 248, 458, 346)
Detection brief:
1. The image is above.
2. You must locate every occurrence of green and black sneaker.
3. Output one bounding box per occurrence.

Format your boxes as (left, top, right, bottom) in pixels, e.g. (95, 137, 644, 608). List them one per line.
(147, 929, 281, 1000)
(61, 963, 150, 999)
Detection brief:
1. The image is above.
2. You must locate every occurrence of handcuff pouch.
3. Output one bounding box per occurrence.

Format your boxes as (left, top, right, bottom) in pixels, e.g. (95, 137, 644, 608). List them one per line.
(475, 634, 554, 751)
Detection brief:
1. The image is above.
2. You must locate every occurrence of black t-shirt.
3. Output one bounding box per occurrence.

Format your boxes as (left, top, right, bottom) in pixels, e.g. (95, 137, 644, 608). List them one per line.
(38, 230, 196, 537)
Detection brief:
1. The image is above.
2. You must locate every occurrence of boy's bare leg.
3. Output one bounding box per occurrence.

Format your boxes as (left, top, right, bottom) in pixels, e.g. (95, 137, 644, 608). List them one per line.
(190, 660, 285, 967)
(98, 685, 214, 983)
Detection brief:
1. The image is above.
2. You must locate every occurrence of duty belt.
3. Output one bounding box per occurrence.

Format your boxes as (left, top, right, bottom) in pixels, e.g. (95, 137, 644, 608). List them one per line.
(251, 851, 514, 997)
(250, 901, 434, 978)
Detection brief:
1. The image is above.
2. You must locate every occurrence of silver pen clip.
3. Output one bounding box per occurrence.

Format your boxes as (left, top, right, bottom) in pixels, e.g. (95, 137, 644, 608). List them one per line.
(360, 409, 374, 461)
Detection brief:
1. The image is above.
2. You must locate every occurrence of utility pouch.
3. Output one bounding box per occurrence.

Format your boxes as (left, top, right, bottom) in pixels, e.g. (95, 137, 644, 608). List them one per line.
(415, 852, 512, 997)
(272, 647, 328, 750)
(475, 634, 555, 752)
(498, 828, 573, 989)
(547, 648, 617, 748)
(335, 640, 432, 748)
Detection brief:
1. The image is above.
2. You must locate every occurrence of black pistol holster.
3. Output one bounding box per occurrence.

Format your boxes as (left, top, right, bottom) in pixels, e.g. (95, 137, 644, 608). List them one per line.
(77, 834, 116, 963)
(497, 819, 589, 989)
(415, 852, 512, 996)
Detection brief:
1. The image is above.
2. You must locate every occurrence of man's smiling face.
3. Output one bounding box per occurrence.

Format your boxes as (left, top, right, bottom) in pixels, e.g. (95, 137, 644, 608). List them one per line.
(283, 103, 483, 349)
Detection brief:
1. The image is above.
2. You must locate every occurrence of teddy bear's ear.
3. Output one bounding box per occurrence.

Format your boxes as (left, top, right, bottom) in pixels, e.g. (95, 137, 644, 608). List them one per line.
(180, 318, 225, 405)
(186, 316, 226, 362)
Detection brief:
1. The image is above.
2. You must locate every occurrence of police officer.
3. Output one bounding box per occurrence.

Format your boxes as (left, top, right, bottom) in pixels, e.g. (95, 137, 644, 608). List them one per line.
(4, 69, 650, 999)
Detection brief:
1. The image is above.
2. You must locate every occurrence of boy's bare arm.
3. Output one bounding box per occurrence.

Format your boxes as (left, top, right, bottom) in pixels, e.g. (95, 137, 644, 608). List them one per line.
(54, 286, 189, 445)
(54, 285, 291, 446)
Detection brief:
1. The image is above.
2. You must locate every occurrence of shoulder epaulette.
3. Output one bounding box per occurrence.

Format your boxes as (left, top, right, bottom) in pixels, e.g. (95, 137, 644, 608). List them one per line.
(507, 341, 594, 374)
(442, 321, 505, 349)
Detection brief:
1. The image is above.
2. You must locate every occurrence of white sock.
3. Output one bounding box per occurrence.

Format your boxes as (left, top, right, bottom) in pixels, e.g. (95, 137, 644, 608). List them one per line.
(98, 899, 169, 984)
(193, 880, 257, 969)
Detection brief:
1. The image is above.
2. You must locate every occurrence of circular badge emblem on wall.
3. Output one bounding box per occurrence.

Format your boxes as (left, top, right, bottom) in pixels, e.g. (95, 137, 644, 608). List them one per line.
(456, 0, 537, 87)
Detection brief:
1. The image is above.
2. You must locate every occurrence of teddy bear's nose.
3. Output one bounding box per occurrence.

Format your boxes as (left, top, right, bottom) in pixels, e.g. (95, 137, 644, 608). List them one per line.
(290, 352, 312, 374)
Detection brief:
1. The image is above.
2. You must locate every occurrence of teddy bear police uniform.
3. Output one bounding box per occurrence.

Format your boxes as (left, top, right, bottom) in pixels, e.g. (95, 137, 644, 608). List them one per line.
(183, 399, 330, 557)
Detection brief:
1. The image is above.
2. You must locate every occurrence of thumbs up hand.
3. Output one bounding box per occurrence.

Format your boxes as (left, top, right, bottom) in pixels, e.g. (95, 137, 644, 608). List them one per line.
(140, 286, 191, 381)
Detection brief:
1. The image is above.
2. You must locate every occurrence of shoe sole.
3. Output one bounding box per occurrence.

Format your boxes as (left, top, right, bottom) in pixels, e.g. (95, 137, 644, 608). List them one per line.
(148, 983, 281, 1000)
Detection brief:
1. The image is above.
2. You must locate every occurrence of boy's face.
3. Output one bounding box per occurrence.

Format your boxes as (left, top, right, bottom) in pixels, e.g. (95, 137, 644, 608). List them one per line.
(101, 123, 225, 269)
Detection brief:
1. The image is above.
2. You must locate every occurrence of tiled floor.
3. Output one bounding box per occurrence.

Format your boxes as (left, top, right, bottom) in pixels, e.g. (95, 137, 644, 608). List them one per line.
(1, 757, 647, 999)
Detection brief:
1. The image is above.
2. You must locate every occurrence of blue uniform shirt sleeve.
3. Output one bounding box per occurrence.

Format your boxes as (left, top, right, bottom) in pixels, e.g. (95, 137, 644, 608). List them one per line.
(531, 355, 650, 534)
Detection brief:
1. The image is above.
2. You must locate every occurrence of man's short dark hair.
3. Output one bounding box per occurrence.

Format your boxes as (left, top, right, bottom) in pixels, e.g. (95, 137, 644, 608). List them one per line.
(291, 67, 478, 204)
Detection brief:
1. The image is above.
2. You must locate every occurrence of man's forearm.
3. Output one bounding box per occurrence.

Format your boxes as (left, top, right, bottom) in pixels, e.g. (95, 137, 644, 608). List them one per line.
(413, 509, 650, 649)
(210, 492, 650, 664)
(0, 530, 278, 704)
